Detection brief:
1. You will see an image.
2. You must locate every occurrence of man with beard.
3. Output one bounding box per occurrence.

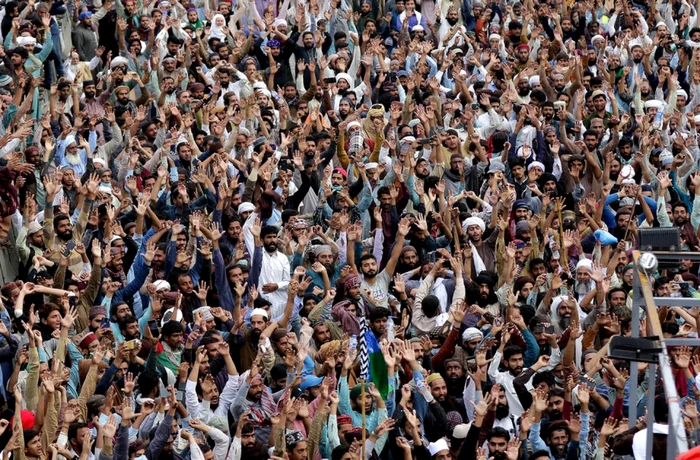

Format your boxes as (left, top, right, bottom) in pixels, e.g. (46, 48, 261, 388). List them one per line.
(296, 244, 341, 293)
(397, 245, 420, 273)
(347, 217, 408, 310)
(530, 387, 590, 460)
(118, 315, 141, 343)
(231, 360, 274, 443)
(463, 217, 499, 279)
(672, 201, 700, 250)
(245, 225, 291, 318)
(156, 320, 185, 376)
(42, 173, 93, 273)
(186, 345, 239, 422)
(542, 295, 577, 335)
(233, 413, 268, 460)
(572, 258, 596, 304)
(425, 370, 468, 431)
(332, 276, 363, 336)
(17, 221, 45, 272)
(488, 341, 527, 417)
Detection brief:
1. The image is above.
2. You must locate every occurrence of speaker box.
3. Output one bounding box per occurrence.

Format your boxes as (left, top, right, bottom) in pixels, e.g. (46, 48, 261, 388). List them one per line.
(638, 227, 680, 252)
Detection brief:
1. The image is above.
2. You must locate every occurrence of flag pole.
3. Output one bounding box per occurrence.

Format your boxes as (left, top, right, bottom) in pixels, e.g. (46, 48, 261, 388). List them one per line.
(361, 379, 367, 459)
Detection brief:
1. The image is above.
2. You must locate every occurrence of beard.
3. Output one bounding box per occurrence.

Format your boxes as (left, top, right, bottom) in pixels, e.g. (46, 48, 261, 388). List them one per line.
(84, 91, 95, 99)
(558, 314, 572, 330)
(57, 229, 73, 241)
(496, 404, 510, 419)
(549, 410, 563, 420)
(363, 269, 377, 278)
(490, 451, 508, 460)
(264, 241, 278, 252)
(517, 88, 530, 97)
(446, 17, 458, 25)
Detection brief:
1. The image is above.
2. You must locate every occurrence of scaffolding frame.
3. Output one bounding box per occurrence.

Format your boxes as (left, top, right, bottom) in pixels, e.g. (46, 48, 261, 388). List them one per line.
(628, 251, 700, 458)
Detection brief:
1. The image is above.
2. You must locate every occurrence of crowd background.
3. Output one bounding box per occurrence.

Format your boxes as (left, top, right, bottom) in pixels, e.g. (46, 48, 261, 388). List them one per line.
(0, 0, 698, 459)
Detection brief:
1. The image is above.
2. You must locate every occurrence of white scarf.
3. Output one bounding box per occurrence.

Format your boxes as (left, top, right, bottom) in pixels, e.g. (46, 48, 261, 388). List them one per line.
(470, 240, 487, 275)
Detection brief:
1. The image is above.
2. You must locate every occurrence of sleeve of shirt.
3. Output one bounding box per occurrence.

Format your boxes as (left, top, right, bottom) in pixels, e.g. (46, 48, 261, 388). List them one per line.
(529, 421, 551, 454)
(185, 379, 201, 419)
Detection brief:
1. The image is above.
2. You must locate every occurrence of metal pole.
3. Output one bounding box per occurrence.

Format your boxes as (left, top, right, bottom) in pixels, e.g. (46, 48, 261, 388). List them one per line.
(646, 363, 656, 460)
(634, 251, 688, 454)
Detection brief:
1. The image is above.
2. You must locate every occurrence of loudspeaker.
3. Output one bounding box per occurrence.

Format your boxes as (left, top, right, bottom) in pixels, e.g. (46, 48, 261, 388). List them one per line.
(638, 227, 680, 252)
(608, 336, 662, 363)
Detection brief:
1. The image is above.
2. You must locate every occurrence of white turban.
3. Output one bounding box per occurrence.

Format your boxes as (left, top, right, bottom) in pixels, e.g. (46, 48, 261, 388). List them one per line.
(273, 18, 287, 28)
(591, 34, 605, 44)
(336, 72, 352, 85)
(528, 161, 545, 172)
(678, 89, 688, 99)
(529, 75, 540, 87)
(644, 100, 663, 110)
(576, 258, 593, 272)
(250, 308, 269, 320)
(462, 327, 483, 343)
(347, 121, 361, 132)
(489, 34, 501, 41)
(463, 216, 485, 232)
(428, 439, 449, 457)
(16, 36, 36, 47)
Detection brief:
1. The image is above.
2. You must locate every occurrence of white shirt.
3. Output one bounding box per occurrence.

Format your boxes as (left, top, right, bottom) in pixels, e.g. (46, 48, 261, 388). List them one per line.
(258, 250, 291, 318)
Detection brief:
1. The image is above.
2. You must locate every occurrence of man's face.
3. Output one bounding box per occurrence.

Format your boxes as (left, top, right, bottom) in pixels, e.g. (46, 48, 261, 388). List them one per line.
(584, 134, 598, 152)
(303, 33, 314, 48)
(241, 430, 257, 449)
(250, 315, 266, 336)
(430, 378, 448, 402)
(178, 275, 194, 294)
(371, 316, 388, 336)
(609, 291, 626, 307)
(263, 233, 278, 252)
(479, 283, 490, 300)
(674, 206, 689, 225)
(506, 353, 523, 375)
(590, 119, 604, 136)
(444, 361, 463, 379)
(313, 324, 331, 345)
(72, 427, 90, 452)
(467, 225, 482, 242)
(56, 218, 73, 240)
(289, 442, 308, 460)
(549, 429, 569, 455)
(576, 268, 591, 285)
(124, 321, 140, 339)
(248, 380, 263, 401)
(488, 436, 508, 457)
(165, 331, 184, 348)
(27, 434, 43, 458)
(548, 396, 565, 418)
(361, 258, 378, 277)
(400, 250, 418, 268)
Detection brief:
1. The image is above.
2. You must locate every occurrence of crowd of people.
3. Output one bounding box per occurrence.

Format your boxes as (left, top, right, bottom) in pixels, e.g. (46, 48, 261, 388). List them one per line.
(0, 0, 698, 459)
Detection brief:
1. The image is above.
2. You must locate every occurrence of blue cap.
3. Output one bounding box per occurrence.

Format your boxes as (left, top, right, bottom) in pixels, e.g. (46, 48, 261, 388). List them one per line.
(300, 375, 324, 391)
(79, 11, 92, 21)
(396, 70, 409, 78)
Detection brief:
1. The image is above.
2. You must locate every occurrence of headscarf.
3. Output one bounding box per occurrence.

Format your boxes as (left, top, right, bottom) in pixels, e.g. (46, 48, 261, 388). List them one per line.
(210, 14, 227, 40)
(361, 104, 387, 141)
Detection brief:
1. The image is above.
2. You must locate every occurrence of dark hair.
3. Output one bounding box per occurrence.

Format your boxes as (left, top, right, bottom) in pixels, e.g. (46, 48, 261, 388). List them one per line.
(53, 213, 70, 229)
(377, 186, 391, 198)
(161, 320, 184, 337)
(529, 450, 552, 460)
(360, 254, 377, 264)
(532, 370, 554, 389)
(38, 302, 61, 321)
(260, 225, 278, 238)
(68, 422, 88, 442)
(119, 315, 138, 332)
(548, 388, 565, 399)
(23, 429, 39, 447)
(673, 201, 689, 213)
(487, 426, 511, 442)
(503, 345, 524, 361)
